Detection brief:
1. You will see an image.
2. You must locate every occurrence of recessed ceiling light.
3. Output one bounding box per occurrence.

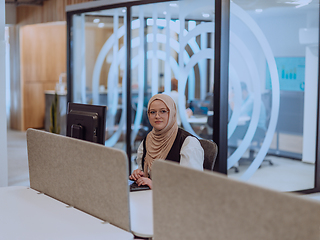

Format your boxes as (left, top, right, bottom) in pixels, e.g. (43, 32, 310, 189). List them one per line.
(163, 11, 167, 15)
(295, 2, 311, 8)
(93, 18, 100, 23)
(202, 13, 210, 18)
(169, 3, 178, 7)
(122, 9, 126, 13)
(284, 0, 311, 8)
(255, 9, 263, 13)
(98, 23, 105, 28)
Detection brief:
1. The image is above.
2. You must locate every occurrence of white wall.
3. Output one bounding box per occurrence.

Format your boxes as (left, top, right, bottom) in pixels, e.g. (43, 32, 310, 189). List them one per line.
(230, 7, 318, 164)
(230, 10, 308, 92)
(302, 45, 318, 163)
(5, 4, 16, 25)
(0, 0, 8, 187)
(302, 11, 319, 163)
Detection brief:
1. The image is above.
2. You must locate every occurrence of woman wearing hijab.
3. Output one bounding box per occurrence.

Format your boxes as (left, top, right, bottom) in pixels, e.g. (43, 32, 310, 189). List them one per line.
(129, 94, 204, 189)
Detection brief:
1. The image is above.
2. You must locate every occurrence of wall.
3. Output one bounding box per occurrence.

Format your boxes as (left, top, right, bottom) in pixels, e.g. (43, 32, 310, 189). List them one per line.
(9, 26, 22, 130)
(16, 0, 94, 25)
(230, 11, 308, 92)
(20, 22, 67, 130)
(8, 0, 93, 130)
(257, 9, 318, 161)
(5, 4, 16, 25)
(229, 8, 315, 158)
(1, 0, 8, 187)
(85, 25, 114, 91)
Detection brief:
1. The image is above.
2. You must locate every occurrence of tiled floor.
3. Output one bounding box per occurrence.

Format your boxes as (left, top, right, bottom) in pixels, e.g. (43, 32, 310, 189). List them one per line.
(7, 129, 316, 193)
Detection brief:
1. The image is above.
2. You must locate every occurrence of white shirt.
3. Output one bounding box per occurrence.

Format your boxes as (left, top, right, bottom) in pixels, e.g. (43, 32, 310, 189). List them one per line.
(136, 136, 204, 175)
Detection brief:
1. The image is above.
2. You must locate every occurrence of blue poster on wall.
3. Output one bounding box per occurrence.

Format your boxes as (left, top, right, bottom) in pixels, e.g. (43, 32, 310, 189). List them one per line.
(266, 57, 305, 91)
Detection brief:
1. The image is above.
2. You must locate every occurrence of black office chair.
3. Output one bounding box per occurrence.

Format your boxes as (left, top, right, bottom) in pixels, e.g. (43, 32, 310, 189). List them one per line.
(199, 139, 218, 171)
(247, 92, 273, 166)
(229, 92, 273, 172)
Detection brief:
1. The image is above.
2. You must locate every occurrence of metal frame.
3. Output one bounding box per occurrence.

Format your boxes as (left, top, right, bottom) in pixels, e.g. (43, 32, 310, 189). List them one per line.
(66, 12, 72, 105)
(213, 0, 229, 174)
(126, 6, 132, 174)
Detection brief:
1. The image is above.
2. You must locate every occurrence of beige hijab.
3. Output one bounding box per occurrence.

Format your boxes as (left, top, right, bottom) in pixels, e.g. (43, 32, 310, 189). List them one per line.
(144, 94, 179, 177)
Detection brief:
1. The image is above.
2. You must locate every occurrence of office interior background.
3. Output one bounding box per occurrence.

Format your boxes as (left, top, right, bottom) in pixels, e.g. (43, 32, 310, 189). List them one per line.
(1, 0, 319, 193)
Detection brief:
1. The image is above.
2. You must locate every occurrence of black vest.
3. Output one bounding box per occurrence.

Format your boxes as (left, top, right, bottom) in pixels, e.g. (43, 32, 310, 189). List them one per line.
(141, 128, 195, 171)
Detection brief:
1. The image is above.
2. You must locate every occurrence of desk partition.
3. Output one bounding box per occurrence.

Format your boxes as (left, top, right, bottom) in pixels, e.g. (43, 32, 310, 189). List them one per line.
(152, 160, 320, 240)
(26, 129, 131, 232)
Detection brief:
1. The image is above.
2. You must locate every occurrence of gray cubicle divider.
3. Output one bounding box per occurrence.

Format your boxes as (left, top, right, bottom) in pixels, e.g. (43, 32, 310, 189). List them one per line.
(26, 128, 131, 232)
(152, 160, 320, 240)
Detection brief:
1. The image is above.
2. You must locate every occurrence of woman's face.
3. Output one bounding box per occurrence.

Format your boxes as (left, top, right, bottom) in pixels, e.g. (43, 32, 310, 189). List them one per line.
(148, 100, 170, 131)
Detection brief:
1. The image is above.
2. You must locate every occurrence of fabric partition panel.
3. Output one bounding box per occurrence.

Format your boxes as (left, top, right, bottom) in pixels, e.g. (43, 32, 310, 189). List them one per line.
(26, 128, 131, 232)
(152, 160, 320, 240)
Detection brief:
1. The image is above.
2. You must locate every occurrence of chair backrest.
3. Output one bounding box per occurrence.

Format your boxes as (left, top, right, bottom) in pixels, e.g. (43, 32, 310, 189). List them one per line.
(199, 139, 218, 171)
(207, 114, 213, 128)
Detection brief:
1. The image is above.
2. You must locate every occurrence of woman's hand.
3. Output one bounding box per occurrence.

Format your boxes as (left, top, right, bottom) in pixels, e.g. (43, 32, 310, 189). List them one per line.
(129, 169, 145, 181)
(136, 177, 152, 189)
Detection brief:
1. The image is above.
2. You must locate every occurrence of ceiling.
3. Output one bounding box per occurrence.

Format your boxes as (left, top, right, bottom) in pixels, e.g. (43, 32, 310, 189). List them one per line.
(232, 0, 316, 9)
(83, 0, 318, 21)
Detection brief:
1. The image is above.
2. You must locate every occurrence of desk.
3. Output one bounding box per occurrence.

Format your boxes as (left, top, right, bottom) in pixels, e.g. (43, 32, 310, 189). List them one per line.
(129, 190, 153, 238)
(188, 114, 250, 126)
(0, 186, 133, 240)
(187, 115, 208, 125)
(237, 115, 250, 126)
(305, 193, 320, 202)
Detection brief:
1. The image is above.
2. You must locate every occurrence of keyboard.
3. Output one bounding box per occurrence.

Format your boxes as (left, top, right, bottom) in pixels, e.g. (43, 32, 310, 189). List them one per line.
(129, 180, 150, 192)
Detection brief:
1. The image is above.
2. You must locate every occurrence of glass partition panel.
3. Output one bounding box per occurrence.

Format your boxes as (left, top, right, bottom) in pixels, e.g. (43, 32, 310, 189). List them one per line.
(71, 8, 127, 151)
(228, 0, 319, 191)
(130, 0, 216, 171)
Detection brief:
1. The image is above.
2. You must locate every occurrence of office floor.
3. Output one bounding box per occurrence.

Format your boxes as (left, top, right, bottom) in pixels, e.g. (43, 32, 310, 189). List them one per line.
(6, 129, 320, 240)
(7, 129, 315, 193)
(7, 129, 30, 187)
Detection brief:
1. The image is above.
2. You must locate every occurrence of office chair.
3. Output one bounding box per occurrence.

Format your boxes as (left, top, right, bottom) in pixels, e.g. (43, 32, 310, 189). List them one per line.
(199, 139, 218, 171)
(229, 92, 273, 172)
(247, 92, 273, 166)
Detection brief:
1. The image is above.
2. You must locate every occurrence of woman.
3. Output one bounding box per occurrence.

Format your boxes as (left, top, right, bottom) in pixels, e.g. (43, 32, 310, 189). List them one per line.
(129, 94, 204, 189)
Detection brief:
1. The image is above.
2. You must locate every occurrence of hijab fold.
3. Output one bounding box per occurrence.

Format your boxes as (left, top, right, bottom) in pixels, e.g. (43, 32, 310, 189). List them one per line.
(144, 94, 178, 177)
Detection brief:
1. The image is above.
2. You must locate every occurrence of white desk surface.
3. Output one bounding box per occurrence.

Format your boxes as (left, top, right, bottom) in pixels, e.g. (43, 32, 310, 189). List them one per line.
(129, 190, 153, 238)
(188, 115, 251, 126)
(0, 186, 133, 240)
(304, 193, 320, 201)
(187, 115, 207, 124)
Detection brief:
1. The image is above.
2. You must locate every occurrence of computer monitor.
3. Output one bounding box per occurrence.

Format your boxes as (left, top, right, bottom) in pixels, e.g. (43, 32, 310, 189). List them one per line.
(66, 103, 106, 145)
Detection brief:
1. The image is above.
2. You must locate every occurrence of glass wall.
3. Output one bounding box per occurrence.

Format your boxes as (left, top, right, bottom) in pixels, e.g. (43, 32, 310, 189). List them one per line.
(71, 7, 127, 150)
(129, 0, 216, 169)
(67, 0, 320, 192)
(228, 0, 319, 191)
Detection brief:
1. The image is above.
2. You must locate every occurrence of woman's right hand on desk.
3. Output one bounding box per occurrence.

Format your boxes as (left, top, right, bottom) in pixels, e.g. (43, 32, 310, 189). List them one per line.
(136, 177, 152, 189)
(129, 169, 145, 181)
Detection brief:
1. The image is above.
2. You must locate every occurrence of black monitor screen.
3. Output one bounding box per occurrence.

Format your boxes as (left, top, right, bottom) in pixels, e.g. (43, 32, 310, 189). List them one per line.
(66, 103, 106, 145)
